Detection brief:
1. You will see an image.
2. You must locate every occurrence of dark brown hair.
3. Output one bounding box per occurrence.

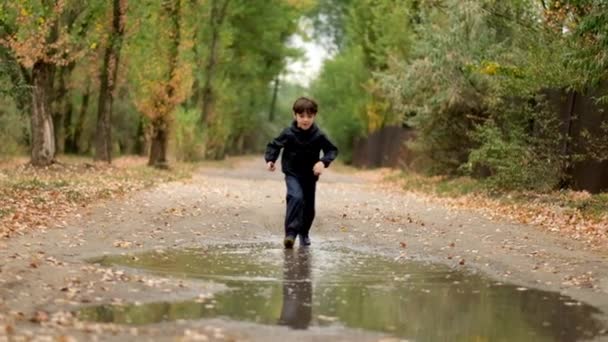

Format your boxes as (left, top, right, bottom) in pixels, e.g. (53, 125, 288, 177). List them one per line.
(292, 97, 318, 115)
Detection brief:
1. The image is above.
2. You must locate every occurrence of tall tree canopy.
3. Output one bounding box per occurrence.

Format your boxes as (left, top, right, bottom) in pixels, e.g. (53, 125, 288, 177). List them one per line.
(0, 0, 303, 166)
(310, 0, 608, 190)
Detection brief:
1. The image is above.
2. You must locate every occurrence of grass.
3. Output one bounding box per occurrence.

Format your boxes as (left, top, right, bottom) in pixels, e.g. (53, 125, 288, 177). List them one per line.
(399, 172, 479, 197)
(398, 171, 608, 221)
(539, 192, 608, 220)
(0, 207, 13, 219)
(9, 178, 70, 190)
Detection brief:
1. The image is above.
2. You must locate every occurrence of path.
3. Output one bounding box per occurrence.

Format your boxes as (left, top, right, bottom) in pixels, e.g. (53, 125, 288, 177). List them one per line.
(1, 157, 607, 341)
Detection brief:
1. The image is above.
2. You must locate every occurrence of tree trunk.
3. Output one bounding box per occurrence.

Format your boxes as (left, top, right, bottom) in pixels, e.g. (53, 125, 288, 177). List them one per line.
(61, 93, 74, 153)
(65, 82, 90, 154)
(165, 0, 181, 99)
(200, 0, 230, 125)
(30, 61, 56, 167)
(186, 27, 202, 111)
(52, 64, 74, 155)
(134, 117, 147, 156)
(95, 0, 127, 163)
(560, 90, 578, 189)
(148, 118, 169, 169)
(268, 76, 280, 122)
(148, 0, 181, 168)
(0, 48, 31, 113)
(52, 109, 65, 155)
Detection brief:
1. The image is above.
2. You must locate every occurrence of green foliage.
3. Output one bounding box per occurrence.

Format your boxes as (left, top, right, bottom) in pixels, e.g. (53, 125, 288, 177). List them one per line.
(378, 1, 495, 173)
(112, 93, 142, 155)
(204, 0, 301, 158)
(172, 107, 203, 162)
(275, 81, 308, 126)
(306, 0, 353, 50)
(308, 0, 608, 191)
(346, 0, 413, 70)
(312, 47, 368, 162)
(399, 171, 479, 197)
(0, 0, 106, 67)
(565, 192, 608, 220)
(563, 0, 608, 93)
(0, 47, 29, 110)
(0, 0, 601, 191)
(377, 0, 575, 184)
(467, 119, 562, 191)
(463, 93, 569, 191)
(310, 0, 416, 163)
(0, 95, 27, 158)
(375, 0, 608, 190)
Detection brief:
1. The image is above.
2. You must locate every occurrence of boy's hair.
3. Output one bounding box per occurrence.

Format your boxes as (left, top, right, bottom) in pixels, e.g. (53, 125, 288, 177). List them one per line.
(293, 97, 318, 115)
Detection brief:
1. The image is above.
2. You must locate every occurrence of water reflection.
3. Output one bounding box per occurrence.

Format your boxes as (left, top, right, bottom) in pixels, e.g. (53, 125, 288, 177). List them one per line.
(77, 243, 607, 341)
(278, 249, 312, 329)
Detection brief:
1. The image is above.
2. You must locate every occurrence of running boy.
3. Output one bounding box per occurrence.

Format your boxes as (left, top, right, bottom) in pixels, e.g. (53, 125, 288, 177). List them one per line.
(265, 97, 338, 248)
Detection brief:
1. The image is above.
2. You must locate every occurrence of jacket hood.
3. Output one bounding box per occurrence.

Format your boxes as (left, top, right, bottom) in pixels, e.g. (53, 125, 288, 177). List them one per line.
(290, 120, 319, 136)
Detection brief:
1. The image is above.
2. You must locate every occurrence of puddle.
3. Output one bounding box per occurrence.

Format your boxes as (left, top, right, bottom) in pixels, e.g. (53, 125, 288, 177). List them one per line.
(79, 243, 606, 341)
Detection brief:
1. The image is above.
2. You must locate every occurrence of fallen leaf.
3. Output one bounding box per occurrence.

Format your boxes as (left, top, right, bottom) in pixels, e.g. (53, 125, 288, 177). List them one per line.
(30, 310, 49, 323)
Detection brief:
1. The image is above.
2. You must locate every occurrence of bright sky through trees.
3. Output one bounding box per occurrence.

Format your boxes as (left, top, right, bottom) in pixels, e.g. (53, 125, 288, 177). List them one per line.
(284, 23, 332, 87)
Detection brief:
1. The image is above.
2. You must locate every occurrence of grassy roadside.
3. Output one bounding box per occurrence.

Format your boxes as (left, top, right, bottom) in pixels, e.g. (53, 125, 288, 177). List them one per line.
(0, 156, 199, 239)
(393, 172, 608, 248)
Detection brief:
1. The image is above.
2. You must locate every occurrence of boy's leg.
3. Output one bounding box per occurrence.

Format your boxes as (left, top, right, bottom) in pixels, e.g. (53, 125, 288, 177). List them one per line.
(301, 179, 317, 241)
(284, 176, 305, 240)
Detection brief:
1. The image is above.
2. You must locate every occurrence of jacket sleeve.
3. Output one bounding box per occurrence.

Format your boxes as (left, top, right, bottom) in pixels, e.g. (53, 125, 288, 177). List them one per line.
(319, 134, 338, 167)
(264, 129, 289, 162)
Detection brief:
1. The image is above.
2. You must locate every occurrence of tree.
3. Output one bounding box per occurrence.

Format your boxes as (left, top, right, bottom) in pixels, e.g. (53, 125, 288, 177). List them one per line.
(200, 0, 230, 126)
(0, 1, 102, 166)
(310, 0, 415, 161)
(311, 47, 368, 162)
(126, 0, 189, 168)
(189, 0, 301, 159)
(94, 0, 127, 163)
(306, 0, 353, 51)
(148, 0, 182, 168)
(0, 0, 326, 164)
(375, 0, 607, 189)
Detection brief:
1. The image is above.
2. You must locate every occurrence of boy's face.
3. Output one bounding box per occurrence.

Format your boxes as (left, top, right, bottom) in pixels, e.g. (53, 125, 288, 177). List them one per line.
(294, 112, 316, 130)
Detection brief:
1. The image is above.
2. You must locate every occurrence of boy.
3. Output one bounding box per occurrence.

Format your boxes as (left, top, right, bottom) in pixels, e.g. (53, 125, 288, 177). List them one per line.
(265, 97, 338, 248)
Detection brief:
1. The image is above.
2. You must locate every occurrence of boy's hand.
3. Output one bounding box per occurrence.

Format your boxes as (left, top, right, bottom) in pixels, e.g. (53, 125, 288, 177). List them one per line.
(313, 161, 325, 176)
(267, 161, 276, 172)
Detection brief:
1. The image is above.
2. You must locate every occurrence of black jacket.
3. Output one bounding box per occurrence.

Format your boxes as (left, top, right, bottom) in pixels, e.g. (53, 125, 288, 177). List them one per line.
(265, 121, 338, 179)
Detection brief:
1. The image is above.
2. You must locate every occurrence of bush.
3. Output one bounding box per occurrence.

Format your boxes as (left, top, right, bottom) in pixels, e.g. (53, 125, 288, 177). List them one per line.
(172, 107, 204, 162)
(0, 100, 27, 159)
(466, 106, 564, 191)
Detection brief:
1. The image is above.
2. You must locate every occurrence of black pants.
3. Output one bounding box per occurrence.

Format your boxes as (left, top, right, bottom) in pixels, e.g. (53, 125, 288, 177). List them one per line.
(284, 175, 316, 237)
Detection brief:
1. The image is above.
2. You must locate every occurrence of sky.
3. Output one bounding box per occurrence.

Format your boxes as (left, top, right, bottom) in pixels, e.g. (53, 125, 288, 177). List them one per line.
(283, 30, 332, 87)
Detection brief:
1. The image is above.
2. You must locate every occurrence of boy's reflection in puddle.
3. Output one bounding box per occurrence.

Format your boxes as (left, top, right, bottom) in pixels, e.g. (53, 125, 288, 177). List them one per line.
(278, 248, 312, 329)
